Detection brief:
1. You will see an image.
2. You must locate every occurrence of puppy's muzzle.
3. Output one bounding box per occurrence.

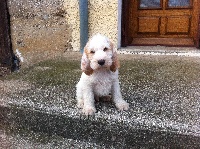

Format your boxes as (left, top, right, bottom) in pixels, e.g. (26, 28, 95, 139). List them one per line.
(98, 59, 105, 66)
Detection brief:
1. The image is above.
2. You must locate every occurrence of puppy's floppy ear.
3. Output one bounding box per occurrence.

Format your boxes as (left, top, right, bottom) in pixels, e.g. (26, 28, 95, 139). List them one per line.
(81, 49, 93, 75)
(110, 51, 120, 72)
(110, 41, 120, 72)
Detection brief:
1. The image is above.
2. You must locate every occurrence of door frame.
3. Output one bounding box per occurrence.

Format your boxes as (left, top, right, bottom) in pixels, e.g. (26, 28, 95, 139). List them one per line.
(121, 0, 200, 48)
(121, 0, 131, 47)
(197, 10, 200, 48)
(0, 0, 13, 68)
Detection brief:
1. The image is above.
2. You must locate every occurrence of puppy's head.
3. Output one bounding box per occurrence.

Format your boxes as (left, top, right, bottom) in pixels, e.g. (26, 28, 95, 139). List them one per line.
(81, 34, 119, 75)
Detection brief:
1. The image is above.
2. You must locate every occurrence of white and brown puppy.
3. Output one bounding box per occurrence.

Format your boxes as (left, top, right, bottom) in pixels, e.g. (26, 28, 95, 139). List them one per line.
(76, 34, 129, 115)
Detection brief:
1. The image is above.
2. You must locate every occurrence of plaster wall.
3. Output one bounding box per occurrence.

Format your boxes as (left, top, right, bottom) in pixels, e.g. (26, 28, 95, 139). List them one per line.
(64, 0, 119, 51)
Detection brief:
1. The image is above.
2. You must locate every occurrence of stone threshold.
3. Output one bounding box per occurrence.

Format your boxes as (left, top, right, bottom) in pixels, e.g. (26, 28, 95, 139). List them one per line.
(118, 46, 200, 57)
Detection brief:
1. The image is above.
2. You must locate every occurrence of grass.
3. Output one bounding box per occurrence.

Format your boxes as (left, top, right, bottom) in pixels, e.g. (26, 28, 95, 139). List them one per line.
(2, 58, 81, 87)
(26, 59, 81, 86)
(2, 55, 200, 89)
(119, 57, 200, 86)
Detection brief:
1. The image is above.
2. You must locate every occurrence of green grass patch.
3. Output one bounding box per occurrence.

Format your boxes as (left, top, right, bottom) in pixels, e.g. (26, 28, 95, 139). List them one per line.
(119, 58, 200, 85)
(2, 56, 200, 89)
(2, 59, 81, 87)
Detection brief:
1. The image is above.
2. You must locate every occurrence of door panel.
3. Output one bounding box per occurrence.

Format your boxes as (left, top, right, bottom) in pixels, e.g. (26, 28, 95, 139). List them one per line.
(138, 17, 160, 34)
(166, 16, 191, 34)
(123, 0, 199, 46)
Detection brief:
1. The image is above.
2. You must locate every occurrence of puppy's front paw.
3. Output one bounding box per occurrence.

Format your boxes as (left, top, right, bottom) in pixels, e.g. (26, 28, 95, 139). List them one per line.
(82, 106, 96, 115)
(116, 100, 129, 111)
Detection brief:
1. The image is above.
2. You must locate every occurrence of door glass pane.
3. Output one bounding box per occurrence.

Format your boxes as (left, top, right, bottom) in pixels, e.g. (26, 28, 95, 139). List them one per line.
(140, 0, 161, 8)
(168, 0, 190, 7)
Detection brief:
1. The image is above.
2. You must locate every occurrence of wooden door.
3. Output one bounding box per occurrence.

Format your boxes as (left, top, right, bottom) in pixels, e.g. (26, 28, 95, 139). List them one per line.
(122, 0, 200, 47)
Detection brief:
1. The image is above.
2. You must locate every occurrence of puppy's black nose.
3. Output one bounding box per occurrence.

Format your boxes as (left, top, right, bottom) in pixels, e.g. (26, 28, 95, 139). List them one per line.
(98, 59, 105, 66)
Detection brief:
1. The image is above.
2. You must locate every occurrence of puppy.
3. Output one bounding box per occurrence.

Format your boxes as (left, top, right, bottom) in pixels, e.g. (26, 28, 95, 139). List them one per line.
(76, 34, 129, 115)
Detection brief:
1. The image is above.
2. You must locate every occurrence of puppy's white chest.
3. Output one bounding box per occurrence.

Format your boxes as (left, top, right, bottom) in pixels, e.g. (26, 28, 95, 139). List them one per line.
(94, 80, 112, 96)
(92, 71, 113, 96)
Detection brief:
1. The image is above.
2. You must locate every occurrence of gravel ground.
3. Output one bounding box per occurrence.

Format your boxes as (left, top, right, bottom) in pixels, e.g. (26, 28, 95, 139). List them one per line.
(0, 51, 200, 148)
(0, 127, 106, 149)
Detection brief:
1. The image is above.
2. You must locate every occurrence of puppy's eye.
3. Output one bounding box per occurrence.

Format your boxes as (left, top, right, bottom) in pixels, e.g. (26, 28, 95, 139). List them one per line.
(103, 47, 108, 52)
(90, 50, 95, 54)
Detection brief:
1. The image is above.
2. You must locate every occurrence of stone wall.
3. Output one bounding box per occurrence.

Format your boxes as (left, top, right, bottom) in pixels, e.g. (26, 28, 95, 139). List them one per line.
(8, 0, 72, 66)
(7, 0, 119, 65)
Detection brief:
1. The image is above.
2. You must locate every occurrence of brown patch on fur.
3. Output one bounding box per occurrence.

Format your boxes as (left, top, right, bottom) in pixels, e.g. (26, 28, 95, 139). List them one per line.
(110, 41, 120, 72)
(110, 51, 120, 72)
(84, 47, 94, 60)
(82, 65, 93, 75)
(81, 47, 94, 75)
(109, 41, 114, 50)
